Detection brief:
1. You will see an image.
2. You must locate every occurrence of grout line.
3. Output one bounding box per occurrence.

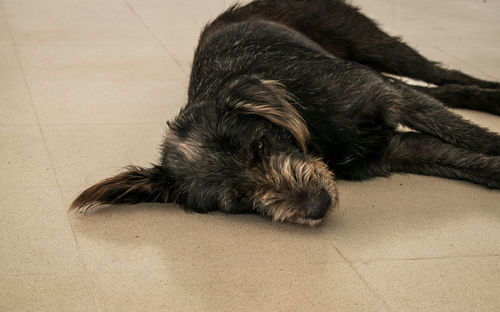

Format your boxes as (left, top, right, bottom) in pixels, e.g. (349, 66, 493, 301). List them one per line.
(0, 2, 102, 310)
(2, 9, 65, 225)
(349, 253, 500, 311)
(121, 0, 188, 74)
(331, 243, 393, 312)
(0, 1, 14, 45)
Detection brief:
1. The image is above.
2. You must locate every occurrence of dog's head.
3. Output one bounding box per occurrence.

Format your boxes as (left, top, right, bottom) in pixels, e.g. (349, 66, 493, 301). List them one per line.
(72, 76, 338, 226)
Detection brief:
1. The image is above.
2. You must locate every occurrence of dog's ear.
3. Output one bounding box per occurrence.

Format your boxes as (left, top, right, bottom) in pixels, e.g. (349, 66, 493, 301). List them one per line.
(225, 76, 310, 152)
(70, 165, 172, 214)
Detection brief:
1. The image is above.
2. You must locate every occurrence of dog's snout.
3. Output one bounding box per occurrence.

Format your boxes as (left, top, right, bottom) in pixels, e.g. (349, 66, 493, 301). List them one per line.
(304, 190, 332, 220)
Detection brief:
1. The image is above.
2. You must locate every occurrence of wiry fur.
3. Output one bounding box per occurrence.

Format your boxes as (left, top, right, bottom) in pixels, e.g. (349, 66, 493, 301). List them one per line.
(230, 77, 310, 152)
(72, 165, 171, 214)
(71, 0, 500, 226)
(249, 154, 338, 225)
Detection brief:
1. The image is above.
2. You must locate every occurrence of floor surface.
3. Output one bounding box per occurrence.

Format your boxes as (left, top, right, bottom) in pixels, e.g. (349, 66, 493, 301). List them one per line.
(1, 0, 499, 311)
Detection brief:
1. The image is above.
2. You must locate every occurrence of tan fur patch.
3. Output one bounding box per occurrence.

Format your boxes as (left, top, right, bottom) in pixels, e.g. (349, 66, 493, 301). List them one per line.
(166, 131, 204, 162)
(234, 79, 310, 152)
(246, 154, 338, 226)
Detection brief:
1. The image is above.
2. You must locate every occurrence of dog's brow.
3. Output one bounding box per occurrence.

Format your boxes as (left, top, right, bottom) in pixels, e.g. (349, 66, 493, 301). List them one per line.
(234, 79, 310, 152)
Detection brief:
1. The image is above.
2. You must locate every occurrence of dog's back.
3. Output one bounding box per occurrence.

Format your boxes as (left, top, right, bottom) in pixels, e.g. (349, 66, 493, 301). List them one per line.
(198, 0, 363, 60)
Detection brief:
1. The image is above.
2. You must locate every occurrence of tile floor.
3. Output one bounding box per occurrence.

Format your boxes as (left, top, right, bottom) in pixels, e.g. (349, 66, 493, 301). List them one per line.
(1, 0, 499, 311)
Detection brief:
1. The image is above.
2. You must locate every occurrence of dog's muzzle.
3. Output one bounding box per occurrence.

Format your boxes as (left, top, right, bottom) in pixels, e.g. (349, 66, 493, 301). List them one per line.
(247, 153, 338, 226)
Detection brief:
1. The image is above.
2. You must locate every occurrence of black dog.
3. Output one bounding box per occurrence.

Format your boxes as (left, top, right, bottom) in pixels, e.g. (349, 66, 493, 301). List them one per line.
(72, 0, 500, 225)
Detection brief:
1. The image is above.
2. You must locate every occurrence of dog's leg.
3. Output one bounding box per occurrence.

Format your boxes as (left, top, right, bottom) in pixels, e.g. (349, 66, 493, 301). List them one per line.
(323, 11, 500, 88)
(412, 85, 500, 116)
(305, 2, 500, 88)
(385, 82, 500, 156)
(385, 132, 500, 189)
(345, 30, 499, 88)
(205, 0, 499, 88)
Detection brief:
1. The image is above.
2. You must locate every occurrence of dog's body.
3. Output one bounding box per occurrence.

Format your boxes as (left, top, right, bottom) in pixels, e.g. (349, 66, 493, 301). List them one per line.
(72, 0, 500, 225)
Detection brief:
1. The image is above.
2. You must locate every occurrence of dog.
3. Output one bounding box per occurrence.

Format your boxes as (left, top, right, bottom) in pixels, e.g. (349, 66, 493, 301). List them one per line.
(71, 0, 500, 226)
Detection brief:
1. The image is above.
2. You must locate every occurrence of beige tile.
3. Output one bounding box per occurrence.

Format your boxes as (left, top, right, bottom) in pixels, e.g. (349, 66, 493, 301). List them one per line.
(1, 2, 499, 312)
(0, 45, 24, 81)
(0, 83, 37, 125)
(0, 126, 58, 188)
(29, 80, 188, 126)
(68, 203, 345, 273)
(392, 0, 481, 22)
(422, 19, 500, 50)
(122, 8, 202, 71)
(460, 0, 500, 23)
(327, 176, 500, 261)
(3, 0, 156, 45)
(17, 44, 184, 82)
(89, 262, 387, 312)
(0, 12, 13, 45)
(126, 0, 226, 26)
(355, 256, 500, 312)
(43, 124, 165, 188)
(154, 22, 200, 71)
(0, 274, 97, 312)
(125, 0, 227, 71)
(0, 187, 83, 276)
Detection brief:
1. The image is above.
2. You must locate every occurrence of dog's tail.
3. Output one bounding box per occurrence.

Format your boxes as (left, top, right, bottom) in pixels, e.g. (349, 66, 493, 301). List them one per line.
(70, 165, 171, 214)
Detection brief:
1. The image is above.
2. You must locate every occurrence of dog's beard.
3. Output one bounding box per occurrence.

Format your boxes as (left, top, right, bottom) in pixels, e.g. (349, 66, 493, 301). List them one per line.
(245, 153, 338, 226)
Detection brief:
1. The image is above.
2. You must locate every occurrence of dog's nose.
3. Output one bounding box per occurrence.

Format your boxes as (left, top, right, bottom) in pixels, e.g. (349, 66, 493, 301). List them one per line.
(304, 190, 332, 219)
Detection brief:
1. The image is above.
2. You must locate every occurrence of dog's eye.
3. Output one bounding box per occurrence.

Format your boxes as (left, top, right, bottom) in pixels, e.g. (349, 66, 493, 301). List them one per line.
(254, 136, 268, 159)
